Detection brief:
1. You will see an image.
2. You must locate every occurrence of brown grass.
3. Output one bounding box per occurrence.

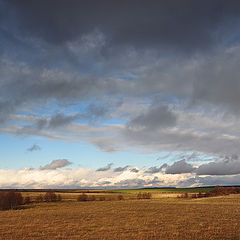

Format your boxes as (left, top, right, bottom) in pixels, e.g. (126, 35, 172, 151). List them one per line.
(0, 193, 240, 239)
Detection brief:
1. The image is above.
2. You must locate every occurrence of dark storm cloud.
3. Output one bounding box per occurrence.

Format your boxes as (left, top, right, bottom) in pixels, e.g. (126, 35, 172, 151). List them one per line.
(96, 163, 113, 172)
(27, 144, 41, 152)
(191, 48, 240, 113)
(40, 159, 72, 170)
(6, 0, 240, 52)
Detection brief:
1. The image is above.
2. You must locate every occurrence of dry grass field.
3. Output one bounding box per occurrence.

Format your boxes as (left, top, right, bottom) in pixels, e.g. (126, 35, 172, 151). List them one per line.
(0, 191, 240, 240)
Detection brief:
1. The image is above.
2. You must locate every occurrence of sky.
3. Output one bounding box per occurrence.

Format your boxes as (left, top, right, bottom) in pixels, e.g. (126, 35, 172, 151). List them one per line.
(1, 0, 240, 188)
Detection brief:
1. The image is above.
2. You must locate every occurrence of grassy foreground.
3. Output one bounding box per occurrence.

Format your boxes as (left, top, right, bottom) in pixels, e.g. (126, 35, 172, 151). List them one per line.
(0, 192, 240, 239)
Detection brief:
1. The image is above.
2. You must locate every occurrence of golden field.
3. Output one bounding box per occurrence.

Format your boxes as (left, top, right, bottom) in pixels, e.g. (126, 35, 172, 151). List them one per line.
(0, 191, 240, 240)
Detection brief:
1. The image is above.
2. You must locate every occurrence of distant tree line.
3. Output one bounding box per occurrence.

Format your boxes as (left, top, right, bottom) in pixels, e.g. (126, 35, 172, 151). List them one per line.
(178, 186, 240, 199)
(0, 190, 62, 210)
(76, 192, 152, 202)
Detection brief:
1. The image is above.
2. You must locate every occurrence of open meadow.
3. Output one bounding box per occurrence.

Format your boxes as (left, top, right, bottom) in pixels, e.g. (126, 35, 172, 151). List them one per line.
(0, 188, 240, 240)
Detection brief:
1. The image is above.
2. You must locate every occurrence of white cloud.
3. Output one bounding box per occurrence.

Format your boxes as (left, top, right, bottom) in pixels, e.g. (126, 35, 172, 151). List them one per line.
(0, 167, 192, 189)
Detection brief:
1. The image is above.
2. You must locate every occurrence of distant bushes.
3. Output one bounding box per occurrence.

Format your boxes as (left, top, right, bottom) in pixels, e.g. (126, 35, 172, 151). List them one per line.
(137, 192, 152, 199)
(178, 186, 240, 199)
(76, 193, 153, 202)
(43, 191, 62, 202)
(77, 194, 106, 202)
(77, 194, 125, 202)
(35, 192, 62, 203)
(0, 191, 23, 210)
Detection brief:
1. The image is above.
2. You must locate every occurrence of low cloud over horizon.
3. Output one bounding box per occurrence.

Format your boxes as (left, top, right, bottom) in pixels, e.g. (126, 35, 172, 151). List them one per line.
(1, 157, 240, 188)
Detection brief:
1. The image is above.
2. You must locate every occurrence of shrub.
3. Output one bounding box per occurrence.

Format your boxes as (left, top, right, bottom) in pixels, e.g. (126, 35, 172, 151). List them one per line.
(99, 196, 106, 201)
(118, 194, 124, 200)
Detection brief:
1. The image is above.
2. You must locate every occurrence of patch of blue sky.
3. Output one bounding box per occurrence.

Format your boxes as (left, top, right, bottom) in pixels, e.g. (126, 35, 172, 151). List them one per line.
(0, 131, 178, 171)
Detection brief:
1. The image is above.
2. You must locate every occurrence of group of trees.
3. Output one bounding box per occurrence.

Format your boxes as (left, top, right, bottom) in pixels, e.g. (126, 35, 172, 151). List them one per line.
(0, 191, 23, 210)
(0, 191, 62, 210)
(77, 193, 95, 201)
(43, 192, 62, 202)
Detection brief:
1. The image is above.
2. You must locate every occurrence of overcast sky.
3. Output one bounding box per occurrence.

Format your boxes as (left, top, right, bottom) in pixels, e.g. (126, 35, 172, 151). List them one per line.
(1, 0, 240, 188)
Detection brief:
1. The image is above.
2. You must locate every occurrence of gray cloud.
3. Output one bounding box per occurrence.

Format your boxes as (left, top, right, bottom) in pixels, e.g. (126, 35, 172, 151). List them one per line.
(114, 165, 129, 172)
(196, 155, 240, 175)
(145, 164, 168, 174)
(150, 154, 240, 176)
(179, 174, 240, 187)
(6, 0, 240, 53)
(27, 144, 41, 152)
(36, 113, 79, 129)
(123, 111, 240, 156)
(191, 46, 240, 113)
(96, 163, 113, 172)
(127, 105, 177, 130)
(40, 159, 72, 170)
(165, 160, 195, 174)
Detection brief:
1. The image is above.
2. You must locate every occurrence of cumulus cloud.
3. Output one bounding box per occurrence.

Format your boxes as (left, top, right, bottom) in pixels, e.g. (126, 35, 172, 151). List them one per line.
(0, 166, 193, 188)
(1, 158, 240, 188)
(40, 159, 72, 170)
(27, 144, 41, 152)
